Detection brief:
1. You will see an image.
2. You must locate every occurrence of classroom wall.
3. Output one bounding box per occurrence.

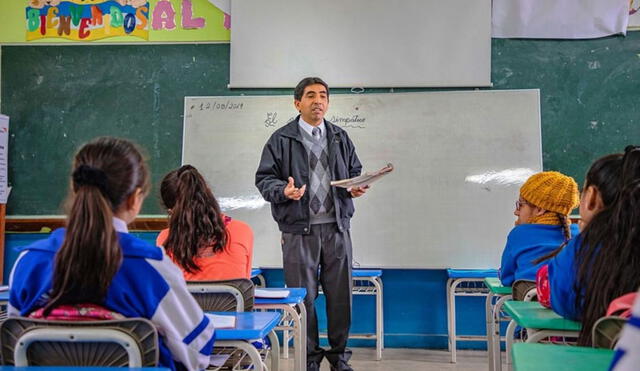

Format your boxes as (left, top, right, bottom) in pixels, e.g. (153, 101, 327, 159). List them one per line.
(3, 232, 488, 350)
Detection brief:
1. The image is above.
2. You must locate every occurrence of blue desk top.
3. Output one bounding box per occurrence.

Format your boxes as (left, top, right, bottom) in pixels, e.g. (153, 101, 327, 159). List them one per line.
(211, 311, 281, 340)
(250, 268, 262, 278)
(447, 268, 498, 278)
(254, 288, 307, 305)
(0, 368, 170, 370)
(352, 269, 382, 277)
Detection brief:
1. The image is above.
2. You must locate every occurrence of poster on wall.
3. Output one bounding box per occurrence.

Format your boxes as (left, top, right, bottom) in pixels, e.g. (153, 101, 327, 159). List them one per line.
(26, 0, 150, 41)
(0, 115, 10, 204)
(630, 0, 640, 30)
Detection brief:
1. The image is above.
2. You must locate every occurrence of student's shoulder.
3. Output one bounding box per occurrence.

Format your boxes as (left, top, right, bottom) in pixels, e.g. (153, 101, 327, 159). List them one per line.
(228, 219, 252, 233)
(551, 233, 582, 264)
(507, 223, 553, 239)
(17, 228, 66, 255)
(118, 233, 164, 261)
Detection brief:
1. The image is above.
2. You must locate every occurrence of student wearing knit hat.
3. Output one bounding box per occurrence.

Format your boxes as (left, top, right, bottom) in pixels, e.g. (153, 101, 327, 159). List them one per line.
(499, 171, 579, 286)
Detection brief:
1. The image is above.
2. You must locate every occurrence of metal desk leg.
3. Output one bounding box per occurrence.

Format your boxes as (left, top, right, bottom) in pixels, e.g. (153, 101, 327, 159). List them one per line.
(217, 340, 264, 371)
(372, 276, 384, 360)
(447, 278, 463, 363)
(492, 295, 511, 371)
(505, 320, 517, 371)
(267, 329, 280, 371)
(485, 292, 495, 371)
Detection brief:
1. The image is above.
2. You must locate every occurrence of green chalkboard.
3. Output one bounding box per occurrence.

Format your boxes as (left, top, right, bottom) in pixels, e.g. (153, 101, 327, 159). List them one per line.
(0, 44, 283, 215)
(2, 35, 640, 215)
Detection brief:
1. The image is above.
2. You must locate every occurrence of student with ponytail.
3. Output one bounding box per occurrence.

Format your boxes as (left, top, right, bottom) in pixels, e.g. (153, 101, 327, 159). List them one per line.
(499, 171, 579, 286)
(8, 137, 215, 371)
(546, 147, 640, 346)
(157, 165, 253, 281)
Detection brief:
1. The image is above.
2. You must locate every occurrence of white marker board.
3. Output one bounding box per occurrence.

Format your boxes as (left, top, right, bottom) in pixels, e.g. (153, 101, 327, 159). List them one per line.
(183, 90, 542, 268)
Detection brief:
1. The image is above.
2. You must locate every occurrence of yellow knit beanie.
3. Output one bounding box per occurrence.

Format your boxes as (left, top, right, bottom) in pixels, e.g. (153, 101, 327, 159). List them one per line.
(520, 171, 579, 215)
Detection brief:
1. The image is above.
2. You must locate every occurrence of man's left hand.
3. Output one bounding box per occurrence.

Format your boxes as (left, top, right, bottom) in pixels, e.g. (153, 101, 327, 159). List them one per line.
(349, 185, 369, 198)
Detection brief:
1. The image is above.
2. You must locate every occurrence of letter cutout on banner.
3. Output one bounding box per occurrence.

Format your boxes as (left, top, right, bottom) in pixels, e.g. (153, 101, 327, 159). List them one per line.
(110, 6, 124, 27)
(47, 7, 59, 29)
(27, 8, 40, 32)
(136, 6, 148, 29)
(69, 4, 82, 27)
(91, 6, 103, 26)
(58, 15, 71, 36)
(152, 0, 176, 30)
(124, 13, 136, 34)
(39, 15, 46, 35)
(182, 0, 205, 29)
(79, 18, 91, 39)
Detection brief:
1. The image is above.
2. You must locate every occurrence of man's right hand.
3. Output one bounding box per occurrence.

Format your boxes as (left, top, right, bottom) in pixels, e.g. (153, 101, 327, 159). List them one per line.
(284, 177, 306, 201)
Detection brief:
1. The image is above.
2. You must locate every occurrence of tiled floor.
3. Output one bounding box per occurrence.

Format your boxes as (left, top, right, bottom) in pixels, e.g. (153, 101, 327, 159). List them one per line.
(279, 348, 488, 370)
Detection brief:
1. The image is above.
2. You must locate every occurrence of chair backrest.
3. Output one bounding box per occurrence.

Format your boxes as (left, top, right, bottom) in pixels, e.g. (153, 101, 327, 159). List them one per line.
(592, 315, 627, 349)
(0, 317, 159, 367)
(512, 279, 537, 301)
(187, 278, 255, 312)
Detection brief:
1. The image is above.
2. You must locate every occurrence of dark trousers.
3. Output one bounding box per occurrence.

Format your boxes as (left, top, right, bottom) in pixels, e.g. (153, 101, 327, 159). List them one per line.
(282, 223, 353, 367)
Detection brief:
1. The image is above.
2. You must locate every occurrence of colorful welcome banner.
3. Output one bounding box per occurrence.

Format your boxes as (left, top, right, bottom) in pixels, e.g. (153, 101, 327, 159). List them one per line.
(4, 0, 228, 43)
(27, 0, 150, 41)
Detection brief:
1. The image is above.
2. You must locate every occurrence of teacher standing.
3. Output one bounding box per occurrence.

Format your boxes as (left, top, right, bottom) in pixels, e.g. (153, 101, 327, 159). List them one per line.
(255, 77, 367, 371)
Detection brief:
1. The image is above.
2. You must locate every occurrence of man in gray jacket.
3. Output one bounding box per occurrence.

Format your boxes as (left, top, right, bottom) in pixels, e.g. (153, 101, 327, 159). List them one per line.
(255, 77, 367, 371)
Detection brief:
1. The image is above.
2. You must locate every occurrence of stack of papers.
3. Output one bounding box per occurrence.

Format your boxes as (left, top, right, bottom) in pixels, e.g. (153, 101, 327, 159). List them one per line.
(208, 314, 236, 329)
(331, 163, 394, 189)
(255, 289, 290, 298)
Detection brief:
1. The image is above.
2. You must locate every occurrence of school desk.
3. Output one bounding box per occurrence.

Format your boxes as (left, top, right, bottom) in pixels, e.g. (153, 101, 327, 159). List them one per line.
(484, 277, 513, 371)
(446, 268, 499, 363)
(254, 287, 307, 371)
(502, 301, 581, 369)
(511, 343, 614, 371)
(319, 269, 384, 360)
(212, 311, 282, 371)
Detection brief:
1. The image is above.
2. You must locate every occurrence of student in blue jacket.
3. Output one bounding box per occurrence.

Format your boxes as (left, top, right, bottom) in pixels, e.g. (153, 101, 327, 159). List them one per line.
(9, 137, 215, 370)
(499, 171, 579, 286)
(547, 147, 640, 346)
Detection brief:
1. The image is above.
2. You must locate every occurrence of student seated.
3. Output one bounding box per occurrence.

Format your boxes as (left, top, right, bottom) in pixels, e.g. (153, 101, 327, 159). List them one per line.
(157, 165, 254, 281)
(8, 137, 215, 371)
(499, 171, 579, 286)
(544, 147, 640, 346)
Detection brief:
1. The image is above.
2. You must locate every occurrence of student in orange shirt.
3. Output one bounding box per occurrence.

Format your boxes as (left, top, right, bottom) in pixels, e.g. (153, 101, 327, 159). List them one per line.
(157, 165, 254, 281)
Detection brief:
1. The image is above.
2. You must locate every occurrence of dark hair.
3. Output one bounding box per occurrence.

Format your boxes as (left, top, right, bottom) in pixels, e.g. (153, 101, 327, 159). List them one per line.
(574, 150, 637, 345)
(293, 77, 329, 101)
(44, 137, 150, 316)
(160, 165, 228, 274)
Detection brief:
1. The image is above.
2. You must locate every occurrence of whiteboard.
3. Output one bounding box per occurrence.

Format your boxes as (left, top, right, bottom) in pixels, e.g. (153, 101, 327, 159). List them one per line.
(182, 90, 542, 268)
(230, 0, 492, 88)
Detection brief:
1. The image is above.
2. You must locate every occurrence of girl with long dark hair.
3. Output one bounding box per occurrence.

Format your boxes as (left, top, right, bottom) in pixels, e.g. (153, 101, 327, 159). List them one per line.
(9, 137, 215, 370)
(546, 148, 639, 345)
(157, 165, 253, 280)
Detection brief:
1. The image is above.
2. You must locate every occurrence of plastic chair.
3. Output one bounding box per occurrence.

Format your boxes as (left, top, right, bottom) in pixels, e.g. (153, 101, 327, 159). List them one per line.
(512, 280, 537, 301)
(187, 279, 279, 371)
(592, 316, 627, 349)
(0, 317, 158, 367)
(187, 278, 255, 312)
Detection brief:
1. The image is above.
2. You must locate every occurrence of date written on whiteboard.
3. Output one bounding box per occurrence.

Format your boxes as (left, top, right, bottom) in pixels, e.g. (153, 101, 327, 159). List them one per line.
(190, 101, 244, 111)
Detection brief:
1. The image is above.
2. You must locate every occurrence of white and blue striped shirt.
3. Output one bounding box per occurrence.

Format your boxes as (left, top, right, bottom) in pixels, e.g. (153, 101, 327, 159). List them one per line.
(8, 227, 215, 371)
